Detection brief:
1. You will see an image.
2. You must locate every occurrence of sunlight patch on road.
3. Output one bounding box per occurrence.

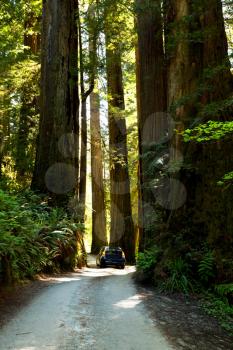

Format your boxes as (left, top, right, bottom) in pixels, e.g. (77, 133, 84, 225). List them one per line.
(49, 276, 81, 283)
(16, 348, 56, 350)
(80, 269, 114, 277)
(15, 348, 37, 350)
(113, 294, 142, 309)
(79, 266, 136, 278)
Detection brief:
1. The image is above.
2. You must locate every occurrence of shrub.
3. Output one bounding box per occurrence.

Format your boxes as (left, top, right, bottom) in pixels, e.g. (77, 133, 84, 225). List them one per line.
(215, 283, 233, 307)
(0, 189, 84, 283)
(136, 246, 160, 273)
(160, 258, 194, 294)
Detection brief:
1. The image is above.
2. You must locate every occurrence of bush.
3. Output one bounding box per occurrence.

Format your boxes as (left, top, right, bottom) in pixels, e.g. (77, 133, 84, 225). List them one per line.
(0, 189, 85, 283)
(160, 258, 194, 294)
(136, 246, 161, 273)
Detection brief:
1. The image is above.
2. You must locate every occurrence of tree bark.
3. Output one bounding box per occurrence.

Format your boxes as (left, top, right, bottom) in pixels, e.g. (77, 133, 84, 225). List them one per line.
(166, 0, 233, 278)
(90, 90, 108, 253)
(105, 29, 135, 262)
(77, 3, 95, 222)
(135, 0, 166, 250)
(24, 12, 41, 54)
(15, 92, 33, 180)
(31, 0, 79, 202)
(15, 13, 40, 181)
(78, 99, 87, 220)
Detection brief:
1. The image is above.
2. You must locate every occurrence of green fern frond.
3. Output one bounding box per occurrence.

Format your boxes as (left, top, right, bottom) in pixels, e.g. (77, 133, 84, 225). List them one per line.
(198, 251, 215, 283)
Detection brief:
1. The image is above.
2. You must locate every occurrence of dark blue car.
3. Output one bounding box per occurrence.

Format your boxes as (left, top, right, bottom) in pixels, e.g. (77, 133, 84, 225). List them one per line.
(96, 246, 126, 269)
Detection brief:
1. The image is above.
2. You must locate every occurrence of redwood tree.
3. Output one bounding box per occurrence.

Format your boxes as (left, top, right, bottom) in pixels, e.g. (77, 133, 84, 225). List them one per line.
(15, 12, 41, 181)
(166, 0, 233, 279)
(77, 3, 97, 222)
(31, 0, 79, 200)
(135, 0, 166, 250)
(90, 89, 108, 252)
(105, 2, 135, 262)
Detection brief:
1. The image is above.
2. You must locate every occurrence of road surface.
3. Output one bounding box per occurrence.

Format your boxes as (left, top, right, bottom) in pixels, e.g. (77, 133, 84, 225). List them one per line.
(0, 261, 174, 350)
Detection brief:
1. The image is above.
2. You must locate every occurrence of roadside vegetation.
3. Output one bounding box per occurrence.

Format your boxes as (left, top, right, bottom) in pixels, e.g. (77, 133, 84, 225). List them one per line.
(0, 188, 86, 285)
(136, 248, 233, 335)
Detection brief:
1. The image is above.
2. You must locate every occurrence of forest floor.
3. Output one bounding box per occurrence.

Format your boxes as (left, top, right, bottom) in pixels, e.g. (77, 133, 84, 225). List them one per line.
(138, 286, 233, 350)
(0, 256, 232, 350)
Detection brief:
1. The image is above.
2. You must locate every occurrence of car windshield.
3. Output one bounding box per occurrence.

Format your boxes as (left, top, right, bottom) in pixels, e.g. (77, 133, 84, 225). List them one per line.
(105, 248, 122, 256)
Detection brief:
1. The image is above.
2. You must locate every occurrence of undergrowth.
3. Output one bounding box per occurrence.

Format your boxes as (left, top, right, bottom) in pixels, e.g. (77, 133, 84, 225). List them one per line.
(202, 289, 233, 335)
(0, 189, 86, 283)
(160, 258, 194, 295)
(136, 244, 233, 335)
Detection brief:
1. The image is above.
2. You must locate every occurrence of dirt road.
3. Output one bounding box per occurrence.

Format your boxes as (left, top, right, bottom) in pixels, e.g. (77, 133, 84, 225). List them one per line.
(0, 264, 174, 350)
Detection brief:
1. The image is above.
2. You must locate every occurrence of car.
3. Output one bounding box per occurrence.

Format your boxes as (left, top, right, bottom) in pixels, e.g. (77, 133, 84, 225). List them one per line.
(96, 246, 126, 269)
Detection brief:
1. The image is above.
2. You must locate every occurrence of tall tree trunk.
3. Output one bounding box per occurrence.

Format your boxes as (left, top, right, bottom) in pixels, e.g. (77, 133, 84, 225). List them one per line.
(16, 14, 40, 181)
(15, 94, 33, 180)
(90, 89, 108, 253)
(135, 0, 166, 250)
(79, 98, 87, 220)
(105, 33, 135, 262)
(31, 0, 79, 202)
(166, 0, 233, 279)
(77, 4, 95, 222)
(24, 12, 41, 54)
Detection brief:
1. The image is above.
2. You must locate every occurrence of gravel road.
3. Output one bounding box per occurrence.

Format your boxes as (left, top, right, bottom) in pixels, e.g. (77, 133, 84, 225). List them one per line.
(0, 263, 174, 350)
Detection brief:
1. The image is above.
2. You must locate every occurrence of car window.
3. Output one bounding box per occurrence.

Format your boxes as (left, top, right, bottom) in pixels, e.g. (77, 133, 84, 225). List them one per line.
(106, 249, 122, 255)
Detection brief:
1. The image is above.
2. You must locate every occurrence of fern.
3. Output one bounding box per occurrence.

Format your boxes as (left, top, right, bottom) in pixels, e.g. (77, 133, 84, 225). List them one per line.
(198, 251, 215, 283)
(215, 284, 233, 297)
(136, 247, 160, 272)
(0, 189, 83, 281)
